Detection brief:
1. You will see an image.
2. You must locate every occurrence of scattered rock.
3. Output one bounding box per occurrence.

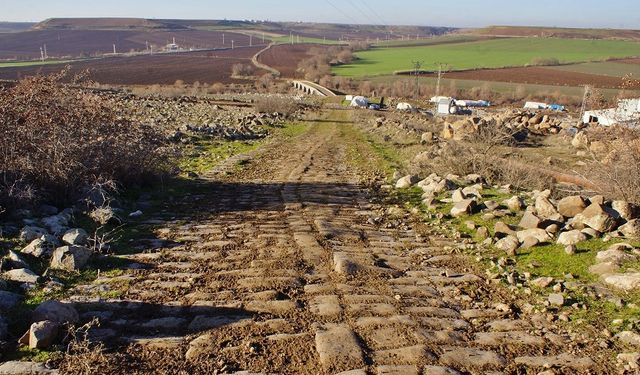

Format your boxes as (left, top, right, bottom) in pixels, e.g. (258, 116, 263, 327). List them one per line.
(557, 196, 587, 218)
(504, 196, 525, 212)
(496, 236, 520, 255)
(0, 291, 23, 310)
(612, 201, 638, 221)
(581, 203, 617, 233)
(535, 196, 559, 219)
(617, 331, 640, 347)
(617, 352, 640, 370)
(494, 222, 516, 237)
(19, 226, 48, 242)
(565, 245, 577, 255)
(451, 189, 467, 203)
(450, 199, 477, 217)
(28, 320, 59, 349)
(595, 247, 636, 265)
(6, 250, 30, 269)
(0, 361, 57, 374)
(33, 300, 79, 324)
(62, 228, 89, 246)
(3, 268, 40, 284)
(619, 219, 640, 239)
(50, 245, 93, 271)
(589, 262, 620, 276)
(516, 229, 552, 244)
(520, 236, 540, 250)
(557, 230, 587, 246)
(548, 293, 565, 306)
(22, 235, 57, 258)
(603, 273, 640, 291)
(519, 211, 542, 229)
(531, 277, 554, 288)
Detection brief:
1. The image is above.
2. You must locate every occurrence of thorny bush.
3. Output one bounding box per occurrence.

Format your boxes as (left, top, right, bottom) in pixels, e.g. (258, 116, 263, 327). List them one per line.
(0, 70, 174, 210)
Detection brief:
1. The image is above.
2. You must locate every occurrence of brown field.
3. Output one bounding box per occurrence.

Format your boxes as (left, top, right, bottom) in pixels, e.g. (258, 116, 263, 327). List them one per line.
(618, 58, 640, 65)
(424, 66, 639, 89)
(258, 43, 330, 78)
(0, 47, 265, 85)
(33, 18, 174, 30)
(0, 29, 263, 60)
(469, 26, 640, 40)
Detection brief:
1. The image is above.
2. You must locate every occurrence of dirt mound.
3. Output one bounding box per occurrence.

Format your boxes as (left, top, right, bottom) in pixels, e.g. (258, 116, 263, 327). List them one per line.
(258, 44, 331, 78)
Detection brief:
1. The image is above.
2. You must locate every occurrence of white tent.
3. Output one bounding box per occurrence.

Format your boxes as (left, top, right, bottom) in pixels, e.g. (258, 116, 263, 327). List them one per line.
(350, 96, 369, 108)
(396, 102, 414, 111)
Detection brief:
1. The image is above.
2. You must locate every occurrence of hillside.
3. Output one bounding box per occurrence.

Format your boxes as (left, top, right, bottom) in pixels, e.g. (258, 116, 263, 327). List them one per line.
(468, 25, 640, 40)
(0, 22, 35, 33)
(33, 17, 186, 30)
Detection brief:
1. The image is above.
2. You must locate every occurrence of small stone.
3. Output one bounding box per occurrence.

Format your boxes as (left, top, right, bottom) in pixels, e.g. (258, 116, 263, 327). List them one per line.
(504, 196, 525, 212)
(619, 219, 640, 239)
(616, 331, 640, 347)
(557, 196, 587, 218)
(531, 277, 554, 288)
(603, 273, 640, 291)
(535, 196, 559, 219)
(450, 199, 477, 218)
(520, 236, 540, 249)
(62, 228, 89, 245)
(396, 175, 419, 189)
(494, 221, 516, 237)
(519, 211, 542, 229)
(548, 293, 565, 306)
(617, 352, 640, 370)
(19, 226, 49, 242)
(565, 245, 577, 255)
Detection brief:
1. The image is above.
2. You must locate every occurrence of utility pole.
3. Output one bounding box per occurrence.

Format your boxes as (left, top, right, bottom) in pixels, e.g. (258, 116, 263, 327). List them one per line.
(113, 44, 116, 54)
(262, 32, 265, 43)
(223, 33, 225, 45)
(232, 40, 235, 49)
(43, 44, 48, 59)
(250, 34, 253, 47)
(435, 63, 446, 98)
(40, 47, 44, 62)
(290, 31, 293, 45)
(411, 60, 423, 99)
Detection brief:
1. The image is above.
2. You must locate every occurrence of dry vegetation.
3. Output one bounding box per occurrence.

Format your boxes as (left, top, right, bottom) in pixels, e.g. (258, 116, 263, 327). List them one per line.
(0, 71, 173, 210)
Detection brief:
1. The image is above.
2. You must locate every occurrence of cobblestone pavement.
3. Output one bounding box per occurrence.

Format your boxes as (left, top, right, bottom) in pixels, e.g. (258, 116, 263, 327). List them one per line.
(62, 113, 601, 374)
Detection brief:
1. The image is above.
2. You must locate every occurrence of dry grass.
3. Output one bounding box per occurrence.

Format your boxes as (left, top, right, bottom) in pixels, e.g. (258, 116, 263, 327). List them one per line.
(0, 70, 174, 210)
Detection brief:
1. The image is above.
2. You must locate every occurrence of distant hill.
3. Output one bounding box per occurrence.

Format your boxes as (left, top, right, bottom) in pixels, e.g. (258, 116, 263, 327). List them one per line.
(33, 18, 188, 31)
(467, 26, 640, 40)
(0, 22, 35, 33)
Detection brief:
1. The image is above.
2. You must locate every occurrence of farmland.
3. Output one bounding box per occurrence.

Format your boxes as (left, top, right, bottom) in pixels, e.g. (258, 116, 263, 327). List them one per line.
(333, 37, 640, 77)
(0, 47, 264, 84)
(547, 60, 640, 77)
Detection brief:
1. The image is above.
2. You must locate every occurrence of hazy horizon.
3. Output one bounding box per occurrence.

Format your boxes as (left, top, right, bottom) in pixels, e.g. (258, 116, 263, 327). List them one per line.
(2, 0, 639, 29)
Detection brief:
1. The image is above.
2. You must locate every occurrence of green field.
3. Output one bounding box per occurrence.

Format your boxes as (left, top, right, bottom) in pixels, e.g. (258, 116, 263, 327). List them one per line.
(333, 38, 640, 77)
(0, 59, 76, 68)
(548, 61, 640, 77)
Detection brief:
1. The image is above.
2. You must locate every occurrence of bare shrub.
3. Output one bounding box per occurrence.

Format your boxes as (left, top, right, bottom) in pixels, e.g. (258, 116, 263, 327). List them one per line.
(586, 125, 640, 203)
(0, 70, 173, 209)
(231, 63, 255, 77)
(254, 96, 299, 115)
(422, 122, 553, 190)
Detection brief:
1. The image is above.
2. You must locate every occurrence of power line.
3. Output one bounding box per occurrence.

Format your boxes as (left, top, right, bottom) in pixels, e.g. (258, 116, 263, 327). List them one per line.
(345, 0, 376, 26)
(357, 0, 389, 26)
(324, 0, 361, 25)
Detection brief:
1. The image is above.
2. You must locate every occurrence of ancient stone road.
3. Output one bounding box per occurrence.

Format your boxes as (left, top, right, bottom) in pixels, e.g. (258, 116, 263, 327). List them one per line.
(66, 114, 600, 374)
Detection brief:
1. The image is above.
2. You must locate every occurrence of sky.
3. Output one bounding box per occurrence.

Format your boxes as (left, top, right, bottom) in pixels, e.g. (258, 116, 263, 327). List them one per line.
(2, 0, 639, 29)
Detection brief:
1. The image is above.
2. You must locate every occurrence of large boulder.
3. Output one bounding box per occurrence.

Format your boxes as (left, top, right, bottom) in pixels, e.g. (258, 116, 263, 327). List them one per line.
(62, 228, 89, 246)
(519, 211, 542, 229)
(395, 175, 419, 189)
(604, 273, 640, 291)
(596, 246, 637, 265)
(0, 291, 23, 310)
(3, 268, 40, 284)
(581, 203, 617, 233)
(50, 246, 93, 271)
(28, 320, 59, 349)
(450, 199, 478, 217)
(41, 213, 71, 235)
(619, 219, 640, 239)
(22, 235, 57, 258)
(557, 196, 587, 218)
(503, 196, 525, 212)
(612, 201, 638, 221)
(6, 250, 29, 269)
(494, 221, 516, 238)
(535, 196, 559, 219)
(495, 236, 520, 255)
(33, 300, 79, 324)
(516, 229, 552, 243)
(451, 189, 467, 203)
(572, 131, 589, 149)
(557, 230, 587, 246)
(19, 226, 48, 243)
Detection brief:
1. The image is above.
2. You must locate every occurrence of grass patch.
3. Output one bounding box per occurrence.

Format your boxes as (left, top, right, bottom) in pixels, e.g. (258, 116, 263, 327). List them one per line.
(334, 37, 640, 77)
(0, 59, 79, 68)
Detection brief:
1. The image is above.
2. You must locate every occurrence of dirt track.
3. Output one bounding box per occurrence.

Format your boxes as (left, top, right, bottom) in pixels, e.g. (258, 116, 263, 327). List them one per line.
(60, 111, 606, 374)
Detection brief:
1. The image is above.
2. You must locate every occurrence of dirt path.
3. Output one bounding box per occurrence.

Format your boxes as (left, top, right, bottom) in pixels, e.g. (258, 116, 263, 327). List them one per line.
(61, 111, 602, 374)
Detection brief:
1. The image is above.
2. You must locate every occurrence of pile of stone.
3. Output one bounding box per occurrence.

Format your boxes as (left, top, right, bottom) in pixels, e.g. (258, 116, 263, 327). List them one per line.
(16, 300, 80, 350)
(394, 172, 640, 292)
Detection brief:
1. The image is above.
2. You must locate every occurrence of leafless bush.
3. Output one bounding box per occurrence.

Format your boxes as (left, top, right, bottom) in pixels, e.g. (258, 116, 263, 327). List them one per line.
(0, 70, 174, 209)
(422, 122, 553, 190)
(529, 57, 561, 66)
(254, 96, 299, 115)
(587, 125, 640, 203)
(231, 63, 255, 77)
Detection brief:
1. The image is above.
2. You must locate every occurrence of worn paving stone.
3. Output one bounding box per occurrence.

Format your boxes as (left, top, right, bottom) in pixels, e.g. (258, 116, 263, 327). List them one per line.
(440, 347, 507, 369)
(314, 323, 365, 373)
